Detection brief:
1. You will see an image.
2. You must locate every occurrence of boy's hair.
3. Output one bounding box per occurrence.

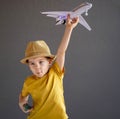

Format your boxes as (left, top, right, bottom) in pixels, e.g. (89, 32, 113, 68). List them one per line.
(26, 56, 55, 64)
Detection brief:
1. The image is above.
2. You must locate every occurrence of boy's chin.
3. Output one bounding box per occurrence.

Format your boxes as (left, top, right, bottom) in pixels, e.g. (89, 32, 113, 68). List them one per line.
(35, 73, 45, 78)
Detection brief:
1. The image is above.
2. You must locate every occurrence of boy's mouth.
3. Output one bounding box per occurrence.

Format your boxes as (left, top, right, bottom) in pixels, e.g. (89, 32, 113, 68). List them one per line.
(36, 70, 43, 76)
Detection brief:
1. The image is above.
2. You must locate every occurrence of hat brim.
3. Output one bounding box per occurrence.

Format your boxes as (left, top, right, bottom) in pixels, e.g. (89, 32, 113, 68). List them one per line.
(20, 54, 55, 64)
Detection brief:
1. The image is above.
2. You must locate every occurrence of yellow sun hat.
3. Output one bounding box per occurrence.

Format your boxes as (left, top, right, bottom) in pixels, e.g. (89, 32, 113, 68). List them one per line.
(20, 40, 55, 64)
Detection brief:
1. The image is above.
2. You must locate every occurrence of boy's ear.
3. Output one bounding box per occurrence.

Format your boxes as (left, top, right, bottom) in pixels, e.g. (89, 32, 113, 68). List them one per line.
(46, 57, 55, 65)
(49, 59, 53, 64)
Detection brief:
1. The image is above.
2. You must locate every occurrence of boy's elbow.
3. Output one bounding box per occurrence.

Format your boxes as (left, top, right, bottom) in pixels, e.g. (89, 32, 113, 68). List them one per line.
(19, 93, 23, 103)
(19, 93, 28, 103)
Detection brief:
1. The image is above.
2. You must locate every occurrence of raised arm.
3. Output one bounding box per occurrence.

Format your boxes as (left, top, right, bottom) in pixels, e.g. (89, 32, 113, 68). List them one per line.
(56, 15, 79, 70)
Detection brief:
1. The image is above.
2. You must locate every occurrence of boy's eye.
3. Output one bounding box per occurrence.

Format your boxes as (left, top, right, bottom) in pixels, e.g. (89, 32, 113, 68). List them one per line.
(30, 62, 35, 65)
(39, 61, 44, 64)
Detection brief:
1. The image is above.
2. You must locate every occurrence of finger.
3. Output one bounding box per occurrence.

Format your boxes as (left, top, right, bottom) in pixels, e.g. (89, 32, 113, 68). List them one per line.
(67, 14, 70, 19)
(26, 108, 33, 113)
(66, 14, 72, 25)
(76, 17, 79, 22)
(72, 17, 79, 23)
(73, 17, 79, 21)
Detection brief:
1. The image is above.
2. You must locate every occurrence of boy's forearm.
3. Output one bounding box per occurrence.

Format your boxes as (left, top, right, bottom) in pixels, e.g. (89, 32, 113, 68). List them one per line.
(57, 26, 73, 54)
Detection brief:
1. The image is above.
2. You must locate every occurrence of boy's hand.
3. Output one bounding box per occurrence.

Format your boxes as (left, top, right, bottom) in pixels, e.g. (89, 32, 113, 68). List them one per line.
(66, 14, 79, 29)
(19, 102, 33, 113)
(19, 94, 33, 113)
(23, 103, 33, 112)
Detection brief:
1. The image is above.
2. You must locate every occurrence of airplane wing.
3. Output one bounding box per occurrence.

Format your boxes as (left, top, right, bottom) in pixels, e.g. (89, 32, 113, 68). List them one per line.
(46, 14, 58, 18)
(41, 11, 71, 17)
(79, 15, 91, 31)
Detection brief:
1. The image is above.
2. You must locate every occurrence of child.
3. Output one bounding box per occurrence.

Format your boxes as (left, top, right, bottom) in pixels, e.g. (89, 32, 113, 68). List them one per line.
(19, 15, 79, 119)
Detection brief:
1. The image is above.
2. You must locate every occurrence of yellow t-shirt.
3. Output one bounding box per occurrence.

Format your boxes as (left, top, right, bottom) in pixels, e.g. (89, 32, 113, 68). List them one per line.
(21, 62, 68, 119)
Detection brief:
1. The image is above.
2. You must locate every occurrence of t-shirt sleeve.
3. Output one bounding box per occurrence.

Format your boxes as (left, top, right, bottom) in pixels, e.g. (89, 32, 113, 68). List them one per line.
(51, 62, 65, 79)
(21, 79, 29, 97)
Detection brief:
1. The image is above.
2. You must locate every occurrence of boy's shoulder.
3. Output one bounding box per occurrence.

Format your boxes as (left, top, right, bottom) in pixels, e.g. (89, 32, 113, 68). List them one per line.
(49, 61, 65, 77)
(24, 75, 36, 83)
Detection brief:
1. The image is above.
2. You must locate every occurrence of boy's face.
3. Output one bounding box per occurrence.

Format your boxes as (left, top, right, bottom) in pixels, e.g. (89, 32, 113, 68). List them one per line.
(28, 57, 51, 78)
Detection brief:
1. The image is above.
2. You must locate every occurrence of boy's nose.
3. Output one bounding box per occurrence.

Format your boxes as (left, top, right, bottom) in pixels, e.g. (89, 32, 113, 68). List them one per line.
(35, 63, 40, 68)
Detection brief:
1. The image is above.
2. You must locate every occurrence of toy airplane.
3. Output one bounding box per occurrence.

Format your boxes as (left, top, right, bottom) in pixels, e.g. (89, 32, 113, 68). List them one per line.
(41, 2, 92, 31)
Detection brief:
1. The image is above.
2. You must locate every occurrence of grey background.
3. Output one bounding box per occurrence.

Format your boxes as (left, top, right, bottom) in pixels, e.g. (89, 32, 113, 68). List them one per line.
(0, 0, 120, 119)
